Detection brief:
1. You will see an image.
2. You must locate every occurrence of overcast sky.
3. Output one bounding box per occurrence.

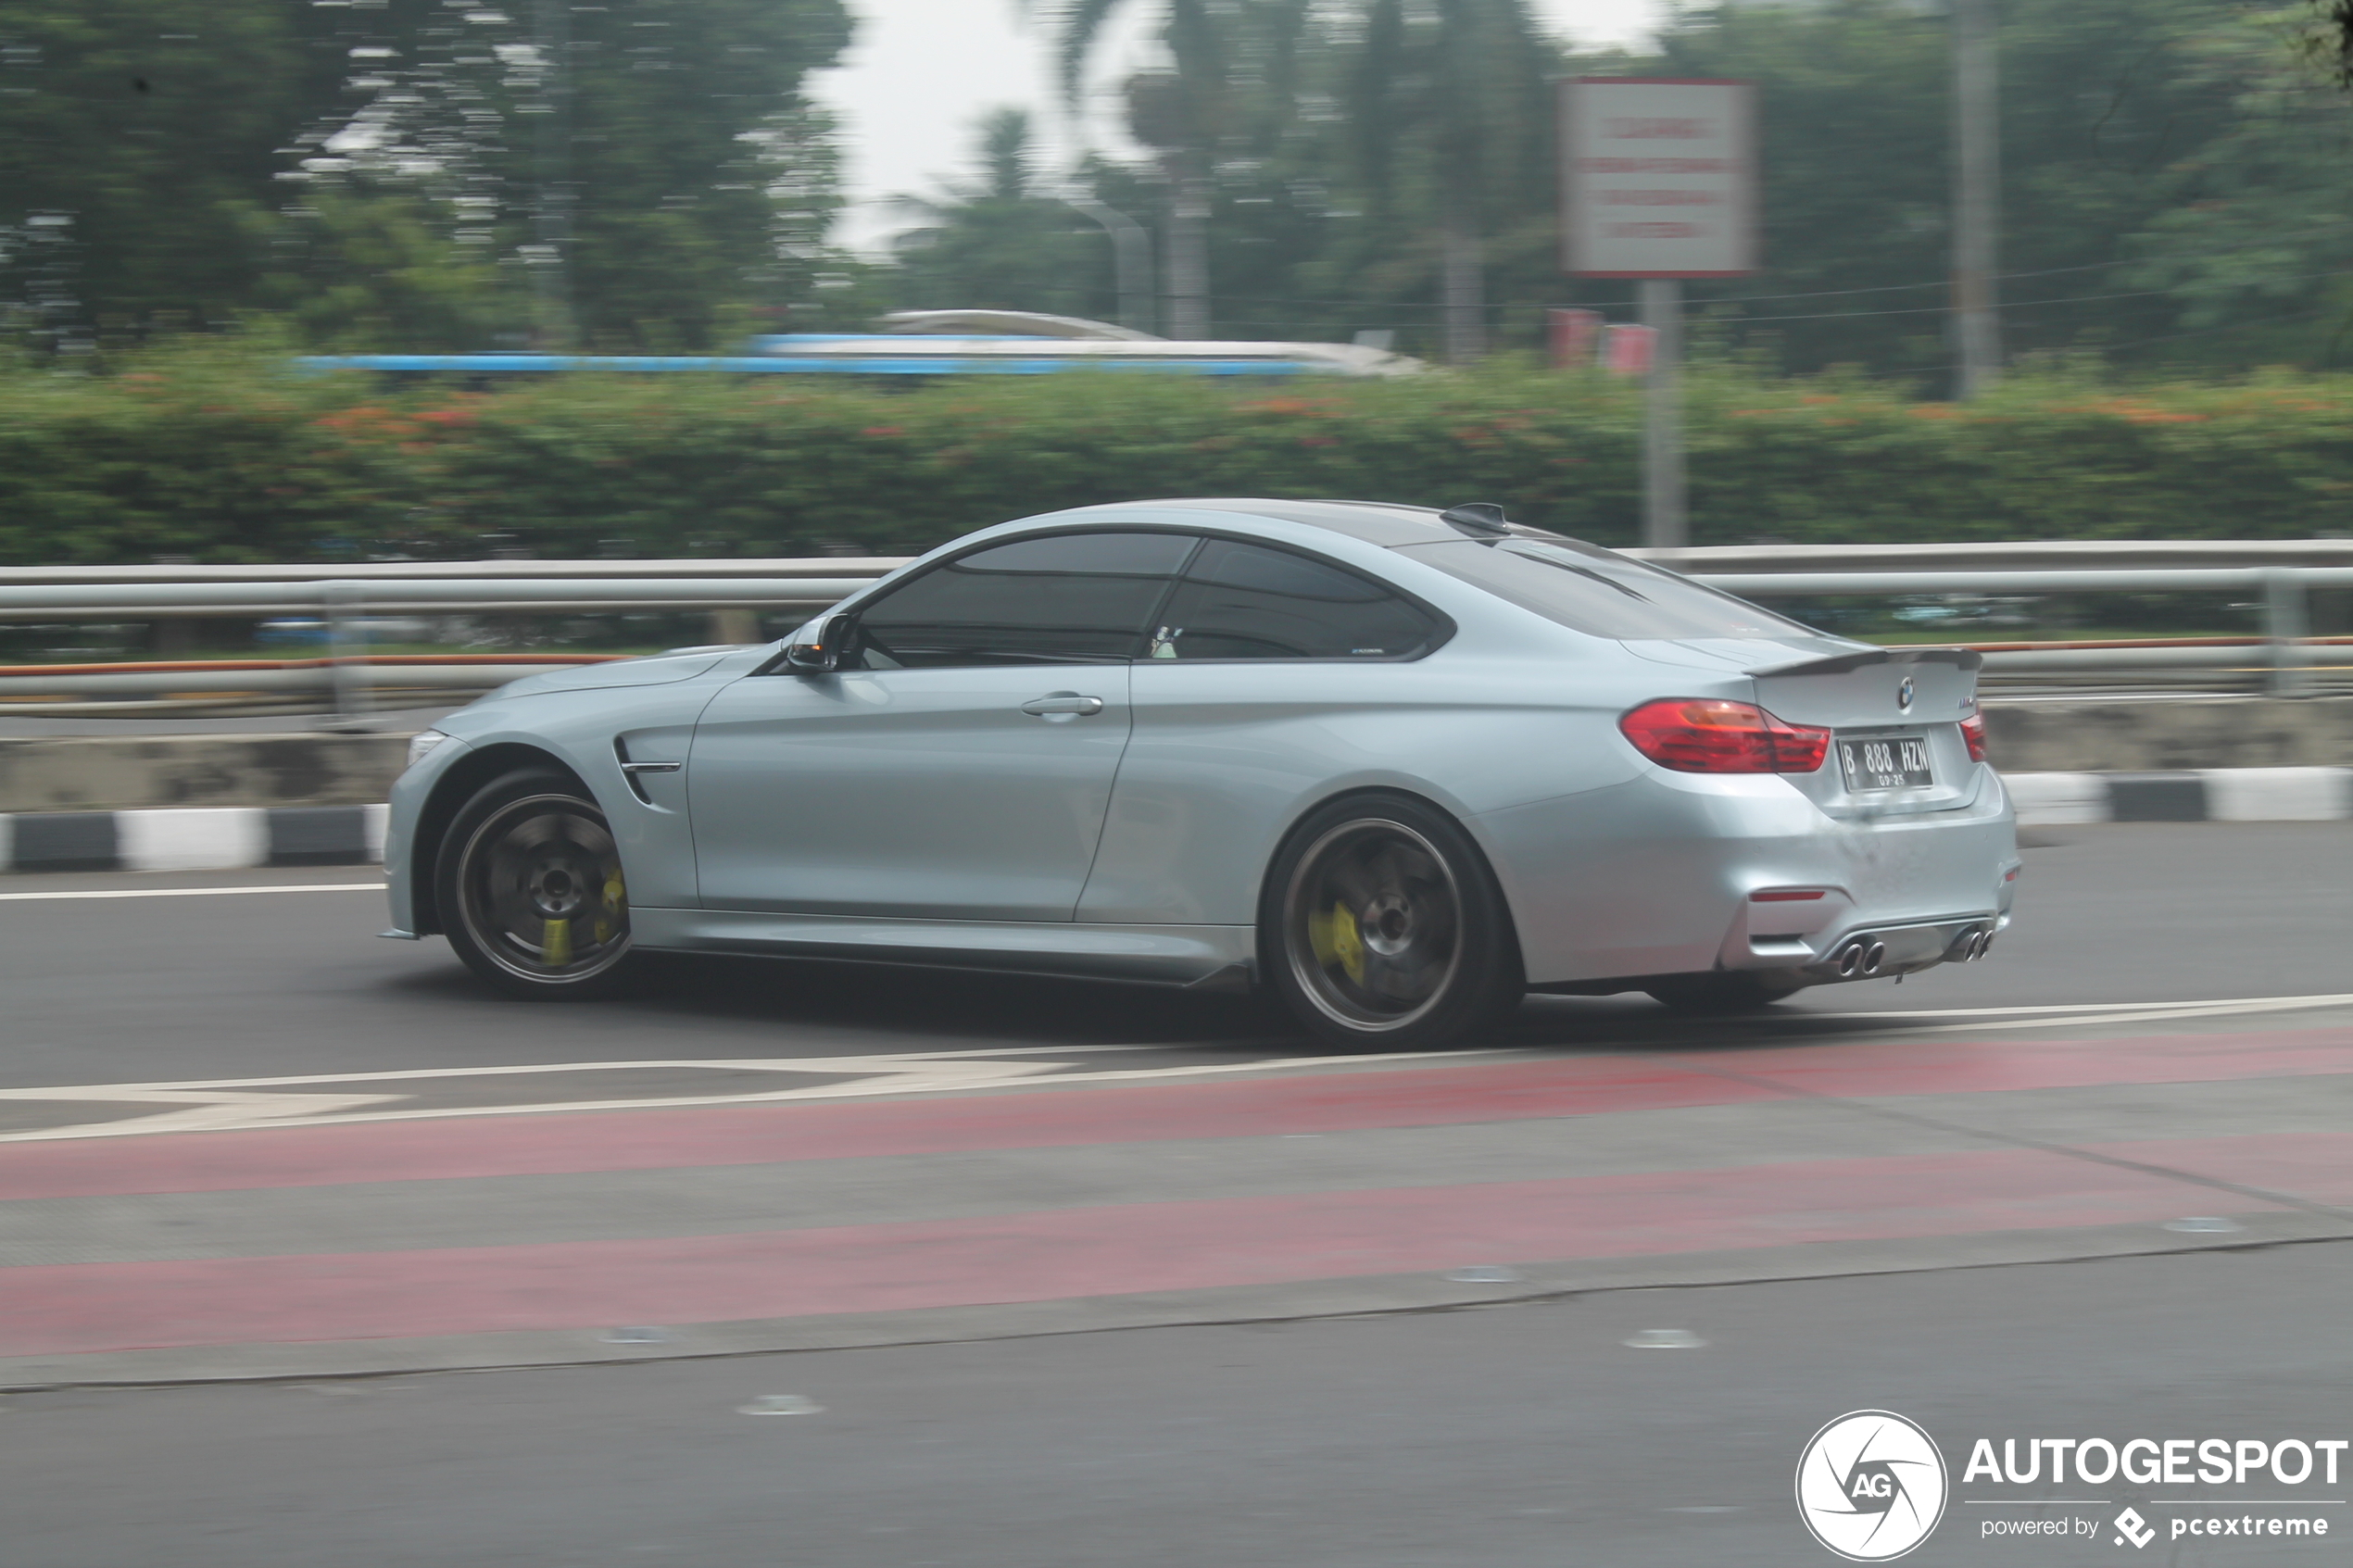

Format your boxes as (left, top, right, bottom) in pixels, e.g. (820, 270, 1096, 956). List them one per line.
(806, 0, 1667, 254)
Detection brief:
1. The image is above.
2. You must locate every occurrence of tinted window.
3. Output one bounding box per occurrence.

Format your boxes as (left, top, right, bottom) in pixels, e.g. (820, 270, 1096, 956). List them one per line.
(1147, 539, 1441, 661)
(1396, 538, 1820, 641)
(854, 531, 1194, 668)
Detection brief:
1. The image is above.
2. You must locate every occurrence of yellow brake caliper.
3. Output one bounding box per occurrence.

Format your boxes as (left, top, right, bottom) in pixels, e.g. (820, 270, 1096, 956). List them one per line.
(1307, 900, 1365, 985)
(594, 869, 626, 945)
(542, 918, 573, 968)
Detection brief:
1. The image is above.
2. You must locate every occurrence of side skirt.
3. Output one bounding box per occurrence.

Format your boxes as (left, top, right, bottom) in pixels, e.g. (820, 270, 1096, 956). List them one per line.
(627, 908, 1256, 988)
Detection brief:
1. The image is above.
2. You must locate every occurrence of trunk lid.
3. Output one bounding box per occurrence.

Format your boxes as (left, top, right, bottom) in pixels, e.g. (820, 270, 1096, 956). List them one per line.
(1630, 641, 1986, 818)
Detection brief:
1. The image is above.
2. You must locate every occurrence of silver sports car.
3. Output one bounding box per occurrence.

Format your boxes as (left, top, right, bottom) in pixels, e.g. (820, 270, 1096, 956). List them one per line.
(384, 499, 2019, 1048)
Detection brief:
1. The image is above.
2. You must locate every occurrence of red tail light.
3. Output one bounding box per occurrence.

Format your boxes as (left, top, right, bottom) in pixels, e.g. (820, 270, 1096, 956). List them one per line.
(1960, 711, 1988, 763)
(1618, 698, 1831, 774)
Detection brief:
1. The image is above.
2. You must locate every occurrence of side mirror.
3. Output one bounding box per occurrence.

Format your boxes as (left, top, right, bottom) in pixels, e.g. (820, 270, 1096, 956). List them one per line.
(781, 613, 848, 674)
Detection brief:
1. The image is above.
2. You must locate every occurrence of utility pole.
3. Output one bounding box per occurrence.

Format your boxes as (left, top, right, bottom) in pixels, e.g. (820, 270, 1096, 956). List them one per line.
(1952, 0, 2001, 398)
(530, 0, 575, 350)
(1069, 199, 1156, 334)
(1640, 280, 1686, 549)
(1164, 169, 1210, 340)
(1441, 218, 1485, 362)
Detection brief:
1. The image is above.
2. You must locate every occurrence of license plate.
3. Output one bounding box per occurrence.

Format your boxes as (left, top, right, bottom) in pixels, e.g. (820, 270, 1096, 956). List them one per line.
(1840, 734, 1934, 792)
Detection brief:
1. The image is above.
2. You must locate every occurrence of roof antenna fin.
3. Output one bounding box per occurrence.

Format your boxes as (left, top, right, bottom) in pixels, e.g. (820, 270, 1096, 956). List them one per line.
(1440, 502, 1512, 538)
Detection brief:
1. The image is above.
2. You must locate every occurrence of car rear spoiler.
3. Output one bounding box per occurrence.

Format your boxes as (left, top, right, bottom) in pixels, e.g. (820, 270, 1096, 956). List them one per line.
(1745, 645, 1983, 677)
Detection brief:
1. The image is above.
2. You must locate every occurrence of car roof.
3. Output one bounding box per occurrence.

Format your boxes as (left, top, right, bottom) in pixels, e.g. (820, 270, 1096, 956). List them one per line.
(1113, 498, 1467, 547)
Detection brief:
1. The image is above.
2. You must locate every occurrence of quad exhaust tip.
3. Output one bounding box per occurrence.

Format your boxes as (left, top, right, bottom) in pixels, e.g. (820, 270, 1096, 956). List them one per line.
(1832, 936, 1894, 977)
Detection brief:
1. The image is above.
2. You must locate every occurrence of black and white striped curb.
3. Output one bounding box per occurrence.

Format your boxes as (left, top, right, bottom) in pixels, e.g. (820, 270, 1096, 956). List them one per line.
(0, 771, 2343, 874)
(2008, 768, 2353, 826)
(0, 806, 387, 874)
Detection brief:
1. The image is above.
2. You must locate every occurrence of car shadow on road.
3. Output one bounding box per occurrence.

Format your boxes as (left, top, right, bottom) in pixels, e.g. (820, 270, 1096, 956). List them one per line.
(380, 948, 1300, 1056)
(381, 947, 1917, 1064)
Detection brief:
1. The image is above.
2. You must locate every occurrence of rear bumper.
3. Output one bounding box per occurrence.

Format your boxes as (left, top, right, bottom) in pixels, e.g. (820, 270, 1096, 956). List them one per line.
(1475, 764, 2019, 988)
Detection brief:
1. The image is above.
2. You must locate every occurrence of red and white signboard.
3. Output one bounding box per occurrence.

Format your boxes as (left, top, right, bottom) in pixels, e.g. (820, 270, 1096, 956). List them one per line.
(1559, 78, 1757, 278)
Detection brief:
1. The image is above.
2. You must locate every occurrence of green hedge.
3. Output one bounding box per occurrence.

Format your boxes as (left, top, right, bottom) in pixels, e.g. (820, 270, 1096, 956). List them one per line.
(4, 340, 2351, 565)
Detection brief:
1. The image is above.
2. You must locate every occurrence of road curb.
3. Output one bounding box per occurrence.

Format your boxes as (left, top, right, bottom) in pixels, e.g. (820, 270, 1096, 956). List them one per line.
(0, 805, 386, 873)
(0, 1212, 2341, 1392)
(2006, 767, 2353, 825)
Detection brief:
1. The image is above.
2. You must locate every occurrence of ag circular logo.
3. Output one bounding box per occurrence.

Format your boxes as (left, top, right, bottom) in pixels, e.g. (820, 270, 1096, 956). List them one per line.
(1795, 1410, 1948, 1561)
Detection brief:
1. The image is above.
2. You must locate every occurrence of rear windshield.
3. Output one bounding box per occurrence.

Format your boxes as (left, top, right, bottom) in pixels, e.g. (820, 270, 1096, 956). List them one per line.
(1395, 538, 1820, 642)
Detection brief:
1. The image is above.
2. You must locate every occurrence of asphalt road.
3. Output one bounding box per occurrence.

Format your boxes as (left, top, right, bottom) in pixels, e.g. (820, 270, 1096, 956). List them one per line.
(0, 822, 2346, 1089)
(4, 1243, 2347, 1568)
(1, 821, 2347, 1567)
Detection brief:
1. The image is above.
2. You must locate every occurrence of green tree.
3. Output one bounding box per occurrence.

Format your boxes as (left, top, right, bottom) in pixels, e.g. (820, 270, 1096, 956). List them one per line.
(1344, 0, 1554, 360)
(1051, 0, 1327, 338)
(0, 0, 854, 351)
(0, 0, 323, 344)
(1651, 1, 1952, 372)
(283, 0, 854, 349)
(1654, 0, 2352, 376)
(2116, 4, 2353, 363)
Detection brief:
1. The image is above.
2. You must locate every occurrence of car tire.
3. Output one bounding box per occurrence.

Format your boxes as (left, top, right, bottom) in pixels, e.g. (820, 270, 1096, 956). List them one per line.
(436, 767, 641, 1001)
(1259, 793, 1524, 1051)
(1643, 972, 1806, 1015)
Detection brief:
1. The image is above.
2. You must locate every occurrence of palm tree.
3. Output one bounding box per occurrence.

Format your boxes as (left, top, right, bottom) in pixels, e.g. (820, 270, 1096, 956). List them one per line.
(1348, 0, 1552, 360)
(890, 108, 1101, 316)
(1046, 0, 1315, 338)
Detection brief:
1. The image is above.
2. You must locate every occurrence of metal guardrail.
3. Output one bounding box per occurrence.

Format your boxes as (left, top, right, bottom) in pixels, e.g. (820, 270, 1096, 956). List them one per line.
(0, 542, 2347, 716)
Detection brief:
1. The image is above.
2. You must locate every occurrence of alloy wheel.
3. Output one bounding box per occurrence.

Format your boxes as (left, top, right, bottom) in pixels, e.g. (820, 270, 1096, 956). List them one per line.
(453, 793, 632, 985)
(1283, 817, 1464, 1034)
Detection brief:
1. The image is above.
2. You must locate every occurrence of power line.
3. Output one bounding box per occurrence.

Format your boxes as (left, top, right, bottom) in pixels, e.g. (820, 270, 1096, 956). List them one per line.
(1727, 267, 2353, 326)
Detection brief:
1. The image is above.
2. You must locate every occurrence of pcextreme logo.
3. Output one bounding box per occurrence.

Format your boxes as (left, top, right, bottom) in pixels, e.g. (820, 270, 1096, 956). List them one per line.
(1796, 1410, 1951, 1562)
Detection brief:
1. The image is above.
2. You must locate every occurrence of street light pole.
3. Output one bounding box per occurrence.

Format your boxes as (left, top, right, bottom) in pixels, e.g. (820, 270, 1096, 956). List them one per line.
(1068, 199, 1156, 334)
(1952, 0, 2001, 398)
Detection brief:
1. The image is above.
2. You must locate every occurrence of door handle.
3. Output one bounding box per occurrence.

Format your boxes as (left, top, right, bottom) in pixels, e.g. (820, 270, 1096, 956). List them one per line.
(1020, 694, 1104, 717)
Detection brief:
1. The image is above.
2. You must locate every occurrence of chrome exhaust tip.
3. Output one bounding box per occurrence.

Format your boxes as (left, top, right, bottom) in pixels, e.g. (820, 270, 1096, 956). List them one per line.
(1861, 942, 1887, 976)
(1837, 942, 1866, 978)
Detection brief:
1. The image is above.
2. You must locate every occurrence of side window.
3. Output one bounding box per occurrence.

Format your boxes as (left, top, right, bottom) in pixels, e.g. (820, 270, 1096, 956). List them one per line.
(852, 531, 1196, 669)
(1147, 539, 1441, 661)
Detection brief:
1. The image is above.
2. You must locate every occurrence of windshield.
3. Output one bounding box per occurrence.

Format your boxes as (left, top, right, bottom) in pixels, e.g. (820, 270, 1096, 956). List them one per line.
(1395, 537, 1825, 642)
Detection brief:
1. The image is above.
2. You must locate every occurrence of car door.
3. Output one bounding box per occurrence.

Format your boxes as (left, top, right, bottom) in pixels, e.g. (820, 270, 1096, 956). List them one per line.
(1077, 537, 1455, 925)
(686, 529, 1197, 922)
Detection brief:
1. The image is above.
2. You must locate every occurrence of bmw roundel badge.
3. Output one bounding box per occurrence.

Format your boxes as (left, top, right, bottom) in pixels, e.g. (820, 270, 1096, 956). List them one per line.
(1897, 675, 1915, 711)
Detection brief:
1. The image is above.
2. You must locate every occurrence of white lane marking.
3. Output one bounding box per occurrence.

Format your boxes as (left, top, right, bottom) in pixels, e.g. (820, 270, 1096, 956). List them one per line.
(0, 882, 384, 902)
(0, 994, 2344, 1145)
(1822, 994, 2353, 1035)
(0, 1047, 1488, 1144)
(0, 1089, 409, 1138)
(1812, 993, 2353, 1022)
(4, 990, 2352, 1144)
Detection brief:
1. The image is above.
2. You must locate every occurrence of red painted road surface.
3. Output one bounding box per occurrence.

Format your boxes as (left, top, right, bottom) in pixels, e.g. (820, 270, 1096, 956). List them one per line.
(2, 1028, 2347, 1361)
(1, 1027, 2340, 1202)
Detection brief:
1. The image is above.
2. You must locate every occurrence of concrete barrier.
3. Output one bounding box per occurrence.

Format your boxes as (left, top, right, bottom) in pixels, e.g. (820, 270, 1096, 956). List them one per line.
(1981, 696, 2353, 771)
(0, 732, 408, 814)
